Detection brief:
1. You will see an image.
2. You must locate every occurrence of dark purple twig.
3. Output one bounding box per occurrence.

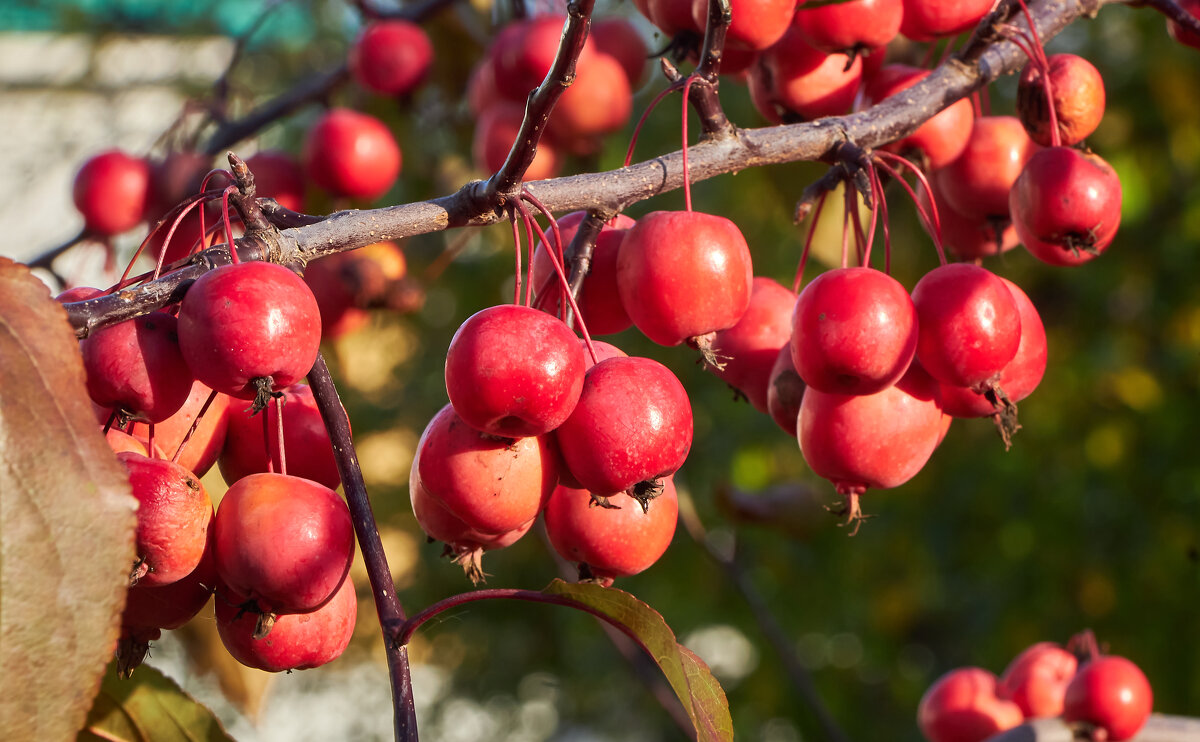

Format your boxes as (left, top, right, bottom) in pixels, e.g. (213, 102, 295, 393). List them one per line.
(690, 0, 735, 138)
(307, 355, 417, 742)
(1140, 0, 1200, 36)
(27, 228, 89, 277)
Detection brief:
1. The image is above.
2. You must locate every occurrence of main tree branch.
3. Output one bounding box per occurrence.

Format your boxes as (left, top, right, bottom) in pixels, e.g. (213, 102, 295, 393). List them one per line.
(65, 0, 1119, 337)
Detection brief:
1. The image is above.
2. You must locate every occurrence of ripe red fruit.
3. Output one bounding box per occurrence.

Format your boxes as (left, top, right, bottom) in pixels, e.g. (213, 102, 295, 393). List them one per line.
(939, 278, 1046, 419)
(617, 211, 754, 347)
(413, 404, 559, 535)
(444, 304, 585, 437)
(900, 0, 994, 41)
(791, 0, 903, 54)
(917, 667, 1024, 742)
(1168, 0, 1200, 48)
(244, 150, 306, 212)
(492, 16, 600, 100)
(1063, 656, 1153, 741)
(409, 446, 535, 583)
(547, 51, 633, 141)
(303, 108, 401, 200)
(998, 642, 1078, 719)
(711, 277, 797, 412)
(219, 384, 342, 491)
(555, 356, 693, 500)
(646, 0, 704, 38)
(304, 240, 409, 339)
(864, 65, 975, 169)
(177, 261, 322, 402)
(934, 116, 1037, 220)
(767, 345, 806, 437)
(591, 18, 649, 87)
(212, 472, 355, 615)
(531, 212, 635, 335)
(83, 311, 195, 424)
(1009, 147, 1122, 267)
(792, 267, 917, 396)
(129, 380, 230, 477)
(1017, 54, 1105, 147)
(73, 150, 151, 236)
(122, 539, 217, 635)
(350, 20, 434, 97)
(748, 29, 864, 123)
(798, 363, 944, 496)
(544, 478, 680, 584)
(582, 339, 628, 369)
(690, 0, 796, 52)
(473, 101, 563, 180)
(216, 573, 356, 672)
(918, 175, 1020, 260)
(118, 452, 213, 587)
(911, 264, 1022, 389)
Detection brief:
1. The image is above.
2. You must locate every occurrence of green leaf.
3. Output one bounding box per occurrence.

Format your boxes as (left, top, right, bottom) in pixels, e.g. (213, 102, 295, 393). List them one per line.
(543, 579, 734, 742)
(79, 661, 234, 742)
(0, 258, 139, 740)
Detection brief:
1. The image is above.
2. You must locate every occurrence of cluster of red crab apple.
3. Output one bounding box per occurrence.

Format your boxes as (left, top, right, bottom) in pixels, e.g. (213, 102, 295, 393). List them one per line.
(919, 634, 1153, 742)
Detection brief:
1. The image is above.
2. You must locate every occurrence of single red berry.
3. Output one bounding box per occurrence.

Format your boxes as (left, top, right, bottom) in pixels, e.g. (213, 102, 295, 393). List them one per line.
(934, 116, 1038, 220)
(531, 212, 635, 336)
(617, 211, 754, 348)
(791, 0, 903, 54)
(555, 356, 693, 501)
(998, 642, 1078, 719)
(918, 176, 1020, 260)
(414, 404, 559, 535)
(918, 667, 1025, 742)
(83, 311, 195, 424)
(73, 150, 151, 236)
(749, 28, 864, 123)
(445, 304, 586, 438)
(244, 150, 306, 212)
(1063, 655, 1153, 741)
(1017, 54, 1105, 147)
(711, 277, 797, 412)
(303, 108, 401, 201)
(792, 267, 918, 396)
(1010, 146, 1122, 267)
(177, 261, 322, 403)
(493, 16, 599, 100)
(544, 478, 679, 585)
(118, 452, 213, 587)
(900, 0, 994, 41)
(546, 51, 633, 141)
(911, 264, 1022, 389)
(216, 574, 357, 673)
(219, 384, 342, 491)
(129, 379, 230, 477)
(591, 18, 649, 87)
(689, 0, 796, 52)
(864, 65, 975, 169)
(350, 20, 434, 97)
(212, 472, 355, 615)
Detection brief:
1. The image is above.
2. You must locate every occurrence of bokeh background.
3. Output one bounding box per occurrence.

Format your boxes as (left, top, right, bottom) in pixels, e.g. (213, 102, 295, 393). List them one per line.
(2, 0, 1198, 740)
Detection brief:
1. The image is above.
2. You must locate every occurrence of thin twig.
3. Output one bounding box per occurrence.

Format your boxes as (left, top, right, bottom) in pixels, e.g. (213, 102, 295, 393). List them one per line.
(307, 355, 417, 742)
(27, 228, 89, 276)
(690, 0, 736, 138)
(1140, 0, 1200, 36)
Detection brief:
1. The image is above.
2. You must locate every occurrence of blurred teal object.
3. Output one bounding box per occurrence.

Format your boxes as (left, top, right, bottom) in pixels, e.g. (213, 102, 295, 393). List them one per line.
(0, 0, 316, 41)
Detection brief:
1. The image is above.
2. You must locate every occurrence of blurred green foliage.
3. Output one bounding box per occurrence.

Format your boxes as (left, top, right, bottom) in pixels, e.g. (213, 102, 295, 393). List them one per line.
(11, 0, 1200, 739)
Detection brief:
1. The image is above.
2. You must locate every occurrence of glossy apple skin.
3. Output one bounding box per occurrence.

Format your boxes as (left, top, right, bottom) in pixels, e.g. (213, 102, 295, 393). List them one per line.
(212, 472, 355, 615)
(129, 379, 230, 477)
(122, 537, 216, 634)
(219, 383, 342, 491)
(1017, 54, 1105, 147)
(1063, 656, 1153, 741)
(544, 478, 679, 581)
(303, 108, 401, 201)
(178, 261, 322, 400)
(690, 0, 796, 52)
(413, 404, 559, 535)
(216, 574, 356, 672)
(350, 19, 433, 96)
(918, 667, 1024, 742)
(864, 65, 975, 169)
(799, 363, 943, 492)
(83, 311, 195, 424)
(998, 642, 1078, 719)
(617, 211, 754, 347)
(118, 452, 213, 588)
(900, 0, 994, 41)
(935, 116, 1038, 219)
(749, 28, 864, 123)
(791, 0, 903, 52)
(531, 212, 635, 336)
(1010, 147, 1122, 267)
(73, 150, 151, 236)
(444, 304, 585, 438)
(555, 357, 693, 494)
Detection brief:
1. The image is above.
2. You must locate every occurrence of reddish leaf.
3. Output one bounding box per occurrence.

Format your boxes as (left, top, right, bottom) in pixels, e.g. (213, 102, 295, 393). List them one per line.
(0, 258, 138, 739)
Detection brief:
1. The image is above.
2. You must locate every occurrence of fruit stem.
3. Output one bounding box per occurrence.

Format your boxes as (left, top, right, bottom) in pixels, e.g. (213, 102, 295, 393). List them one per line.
(872, 152, 947, 266)
(624, 83, 679, 168)
(307, 355, 417, 742)
(275, 392, 287, 477)
(171, 389, 220, 465)
(869, 165, 893, 274)
(220, 185, 241, 265)
(681, 74, 698, 213)
(793, 191, 825, 293)
(510, 213, 524, 306)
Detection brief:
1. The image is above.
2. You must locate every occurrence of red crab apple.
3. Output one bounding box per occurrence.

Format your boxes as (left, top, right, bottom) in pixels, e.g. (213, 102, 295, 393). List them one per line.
(998, 642, 1078, 719)
(591, 18, 649, 87)
(350, 19, 434, 96)
(901, 0, 994, 41)
(1063, 655, 1153, 741)
(1017, 54, 1106, 147)
(710, 277, 797, 412)
(73, 150, 151, 236)
(83, 311, 195, 424)
(444, 304, 585, 438)
(934, 116, 1038, 220)
(791, 0, 903, 54)
(690, 0, 796, 53)
(245, 150, 306, 212)
(129, 379, 230, 477)
(918, 667, 1024, 742)
(118, 452, 213, 587)
(473, 101, 562, 180)
(303, 107, 401, 201)
(531, 212, 635, 336)
(767, 345, 806, 437)
(748, 28, 864, 123)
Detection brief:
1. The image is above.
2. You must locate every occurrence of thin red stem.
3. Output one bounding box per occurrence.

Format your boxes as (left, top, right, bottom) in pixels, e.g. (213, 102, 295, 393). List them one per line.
(840, 189, 851, 270)
(276, 393, 287, 476)
(511, 214, 523, 306)
(263, 403, 273, 474)
(870, 166, 893, 274)
(873, 153, 946, 265)
(146, 423, 155, 458)
(518, 207, 538, 309)
(171, 390, 219, 465)
(681, 75, 698, 212)
(624, 84, 680, 168)
(220, 185, 240, 265)
(793, 191, 826, 293)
